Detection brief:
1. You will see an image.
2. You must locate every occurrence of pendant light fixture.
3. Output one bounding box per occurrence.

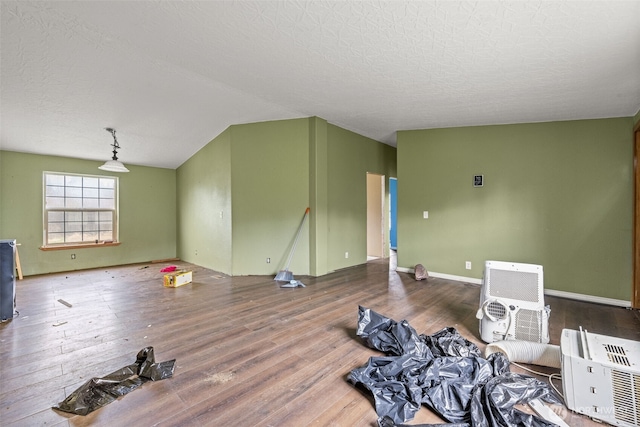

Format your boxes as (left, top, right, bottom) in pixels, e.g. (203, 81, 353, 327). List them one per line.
(98, 127, 130, 173)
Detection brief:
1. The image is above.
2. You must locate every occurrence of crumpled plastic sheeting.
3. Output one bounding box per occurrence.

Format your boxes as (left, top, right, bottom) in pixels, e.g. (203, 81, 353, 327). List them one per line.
(348, 306, 562, 426)
(378, 415, 470, 427)
(53, 347, 176, 416)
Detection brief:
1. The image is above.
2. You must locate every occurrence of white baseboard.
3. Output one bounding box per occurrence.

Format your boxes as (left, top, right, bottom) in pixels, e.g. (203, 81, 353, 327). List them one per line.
(544, 289, 631, 308)
(428, 271, 483, 285)
(395, 267, 482, 285)
(395, 267, 631, 307)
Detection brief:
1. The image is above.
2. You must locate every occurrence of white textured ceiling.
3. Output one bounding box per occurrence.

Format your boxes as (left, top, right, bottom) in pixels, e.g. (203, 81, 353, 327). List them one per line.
(2, 1, 639, 169)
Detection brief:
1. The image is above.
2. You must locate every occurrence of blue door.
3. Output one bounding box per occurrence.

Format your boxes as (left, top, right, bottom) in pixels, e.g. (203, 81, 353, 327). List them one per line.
(390, 177, 397, 250)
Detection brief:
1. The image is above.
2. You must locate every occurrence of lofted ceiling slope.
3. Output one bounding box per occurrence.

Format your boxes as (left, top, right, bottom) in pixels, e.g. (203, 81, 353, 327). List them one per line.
(1, 1, 639, 169)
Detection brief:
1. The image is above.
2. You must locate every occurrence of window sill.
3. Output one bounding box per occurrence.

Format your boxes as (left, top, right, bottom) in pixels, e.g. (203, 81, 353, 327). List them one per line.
(40, 242, 121, 251)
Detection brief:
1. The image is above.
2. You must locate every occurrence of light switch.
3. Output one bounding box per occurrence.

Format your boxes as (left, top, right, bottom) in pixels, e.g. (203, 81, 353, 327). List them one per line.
(423, 211, 429, 219)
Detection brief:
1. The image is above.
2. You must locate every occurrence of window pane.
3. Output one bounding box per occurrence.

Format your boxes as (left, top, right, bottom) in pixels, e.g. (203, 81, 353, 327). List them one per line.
(49, 211, 64, 222)
(84, 221, 98, 231)
(99, 211, 112, 221)
(83, 177, 99, 188)
(84, 211, 99, 222)
(48, 233, 65, 244)
(83, 188, 98, 198)
(65, 232, 82, 243)
(65, 212, 82, 222)
(46, 185, 64, 197)
(66, 187, 82, 198)
(99, 189, 114, 199)
(65, 175, 82, 187)
(66, 198, 82, 208)
(84, 231, 99, 241)
(46, 174, 64, 186)
(100, 230, 113, 241)
(99, 221, 113, 231)
(48, 222, 65, 233)
(83, 198, 99, 209)
(100, 178, 115, 189)
(100, 199, 115, 209)
(46, 197, 65, 208)
(66, 222, 82, 232)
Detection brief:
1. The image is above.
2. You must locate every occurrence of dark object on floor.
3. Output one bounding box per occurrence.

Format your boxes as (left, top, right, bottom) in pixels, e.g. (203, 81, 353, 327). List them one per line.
(414, 264, 428, 281)
(57, 299, 72, 308)
(53, 347, 176, 416)
(348, 306, 562, 426)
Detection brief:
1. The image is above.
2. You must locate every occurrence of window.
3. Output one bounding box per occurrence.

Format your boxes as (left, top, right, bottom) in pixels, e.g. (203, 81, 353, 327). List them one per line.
(43, 172, 119, 247)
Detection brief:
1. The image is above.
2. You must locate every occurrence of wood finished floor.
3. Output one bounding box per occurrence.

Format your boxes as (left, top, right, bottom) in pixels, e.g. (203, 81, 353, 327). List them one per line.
(1, 257, 639, 427)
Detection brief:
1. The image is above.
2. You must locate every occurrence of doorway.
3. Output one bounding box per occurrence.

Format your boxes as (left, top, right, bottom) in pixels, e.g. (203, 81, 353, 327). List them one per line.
(389, 177, 397, 251)
(367, 173, 385, 259)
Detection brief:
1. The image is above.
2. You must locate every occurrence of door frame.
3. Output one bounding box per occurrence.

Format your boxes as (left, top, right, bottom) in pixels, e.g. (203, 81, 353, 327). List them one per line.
(366, 173, 385, 259)
(633, 121, 640, 308)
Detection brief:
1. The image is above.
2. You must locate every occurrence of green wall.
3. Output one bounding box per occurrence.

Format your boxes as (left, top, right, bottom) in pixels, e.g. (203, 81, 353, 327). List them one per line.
(397, 118, 633, 301)
(175, 117, 397, 277)
(176, 129, 232, 274)
(0, 151, 177, 275)
(326, 124, 397, 271)
(230, 118, 310, 275)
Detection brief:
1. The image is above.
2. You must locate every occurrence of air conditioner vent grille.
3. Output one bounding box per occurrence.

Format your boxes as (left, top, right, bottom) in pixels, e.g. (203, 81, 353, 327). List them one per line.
(514, 309, 542, 342)
(611, 370, 639, 425)
(486, 301, 507, 320)
(487, 270, 540, 302)
(608, 354, 631, 367)
(605, 344, 631, 367)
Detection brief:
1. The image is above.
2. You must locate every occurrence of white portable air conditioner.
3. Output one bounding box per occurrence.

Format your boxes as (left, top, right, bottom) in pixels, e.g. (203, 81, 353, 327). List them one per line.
(477, 260, 549, 344)
(562, 328, 640, 426)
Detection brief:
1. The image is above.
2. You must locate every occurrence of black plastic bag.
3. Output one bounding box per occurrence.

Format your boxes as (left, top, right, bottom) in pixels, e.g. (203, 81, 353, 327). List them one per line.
(349, 307, 562, 426)
(357, 305, 433, 359)
(378, 415, 470, 427)
(349, 353, 431, 422)
(469, 372, 562, 427)
(53, 347, 176, 415)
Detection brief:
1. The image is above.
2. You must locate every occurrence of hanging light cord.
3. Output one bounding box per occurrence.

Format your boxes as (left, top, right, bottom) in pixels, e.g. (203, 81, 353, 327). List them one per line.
(105, 127, 121, 161)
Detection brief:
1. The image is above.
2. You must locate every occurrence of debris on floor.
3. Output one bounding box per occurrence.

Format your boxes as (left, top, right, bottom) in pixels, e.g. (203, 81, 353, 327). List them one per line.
(57, 299, 72, 308)
(414, 264, 429, 281)
(348, 306, 563, 426)
(163, 270, 192, 288)
(53, 347, 176, 416)
(280, 280, 305, 288)
(160, 265, 177, 273)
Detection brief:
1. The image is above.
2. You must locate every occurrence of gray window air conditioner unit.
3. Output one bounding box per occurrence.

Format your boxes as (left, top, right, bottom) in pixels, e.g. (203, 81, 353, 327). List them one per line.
(477, 260, 549, 344)
(562, 328, 640, 427)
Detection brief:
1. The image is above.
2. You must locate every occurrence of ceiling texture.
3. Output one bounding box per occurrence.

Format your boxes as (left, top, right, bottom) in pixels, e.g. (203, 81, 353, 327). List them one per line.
(2, 1, 639, 169)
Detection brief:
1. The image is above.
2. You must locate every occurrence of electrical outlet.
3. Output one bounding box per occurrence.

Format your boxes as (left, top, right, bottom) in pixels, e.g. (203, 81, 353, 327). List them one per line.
(345, 252, 349, 259)
(266, 257, 270, 263)
(465, 261, 471, 270)
(71, 254, 76, 260)
(195, 249, 198, 256)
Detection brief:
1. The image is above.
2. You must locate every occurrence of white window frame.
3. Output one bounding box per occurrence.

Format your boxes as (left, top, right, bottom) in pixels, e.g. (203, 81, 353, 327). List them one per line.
(42, 172, 120, 248)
